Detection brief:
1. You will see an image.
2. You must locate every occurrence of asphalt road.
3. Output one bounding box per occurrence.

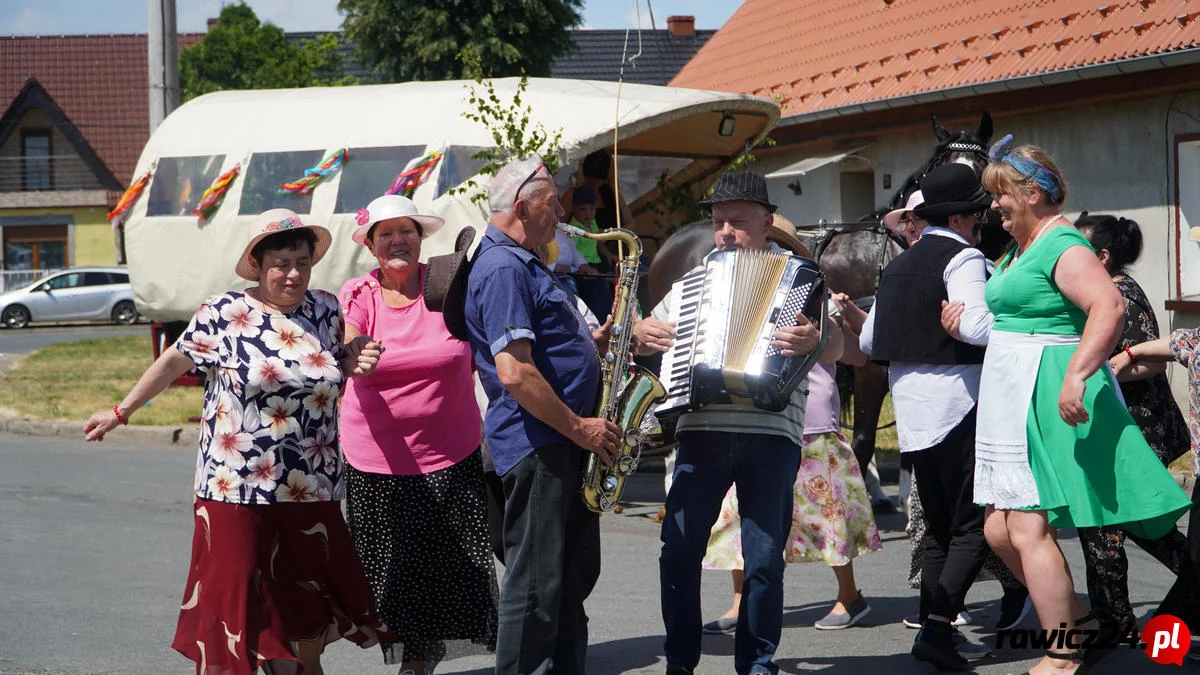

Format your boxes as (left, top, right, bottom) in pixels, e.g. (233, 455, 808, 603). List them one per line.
(0, 433, 1193, 674)
(0, 324, 147, 356)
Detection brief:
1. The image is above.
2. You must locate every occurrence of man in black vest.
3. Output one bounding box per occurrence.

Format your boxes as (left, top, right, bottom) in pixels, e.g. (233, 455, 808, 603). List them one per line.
(859, 163, 994, 671)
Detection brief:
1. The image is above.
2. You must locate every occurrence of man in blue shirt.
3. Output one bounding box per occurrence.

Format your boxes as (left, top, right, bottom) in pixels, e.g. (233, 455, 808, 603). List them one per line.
(465, 156, 621, 675)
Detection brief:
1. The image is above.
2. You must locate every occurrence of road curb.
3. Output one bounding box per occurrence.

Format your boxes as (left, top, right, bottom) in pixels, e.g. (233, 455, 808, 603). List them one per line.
(0, 413, 200, 447)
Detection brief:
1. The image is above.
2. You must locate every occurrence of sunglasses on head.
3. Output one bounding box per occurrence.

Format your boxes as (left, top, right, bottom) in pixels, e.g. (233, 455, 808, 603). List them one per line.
(514, 162, 546, 205)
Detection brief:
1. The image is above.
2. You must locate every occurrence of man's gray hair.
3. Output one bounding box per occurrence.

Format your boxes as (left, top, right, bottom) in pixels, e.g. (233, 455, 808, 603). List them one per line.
(488, 155, 545, 214)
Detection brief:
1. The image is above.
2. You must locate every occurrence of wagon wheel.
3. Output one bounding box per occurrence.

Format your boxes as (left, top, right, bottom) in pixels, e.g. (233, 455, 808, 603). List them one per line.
(838, 393, 897, 432)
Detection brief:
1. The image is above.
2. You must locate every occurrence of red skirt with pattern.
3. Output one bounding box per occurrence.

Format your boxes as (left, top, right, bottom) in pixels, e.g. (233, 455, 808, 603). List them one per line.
(171, 498, 395, 675)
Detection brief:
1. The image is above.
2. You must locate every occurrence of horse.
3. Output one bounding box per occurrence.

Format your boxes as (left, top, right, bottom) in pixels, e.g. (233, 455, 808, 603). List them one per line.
(642, 112, 998, 498)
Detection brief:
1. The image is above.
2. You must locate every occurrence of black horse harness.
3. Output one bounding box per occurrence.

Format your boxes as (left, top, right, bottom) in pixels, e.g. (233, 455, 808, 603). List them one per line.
(808, 222, 909, 310)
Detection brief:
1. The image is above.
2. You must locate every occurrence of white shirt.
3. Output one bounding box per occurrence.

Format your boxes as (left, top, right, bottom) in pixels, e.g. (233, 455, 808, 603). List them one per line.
(859, 227, 993, 453)
(553, 230, 586, 272)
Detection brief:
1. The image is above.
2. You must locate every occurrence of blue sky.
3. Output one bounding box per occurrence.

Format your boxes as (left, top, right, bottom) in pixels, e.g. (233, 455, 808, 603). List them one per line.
(0, 1, 737, 35)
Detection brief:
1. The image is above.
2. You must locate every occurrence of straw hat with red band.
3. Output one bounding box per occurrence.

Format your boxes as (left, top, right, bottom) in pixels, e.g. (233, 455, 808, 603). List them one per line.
(352, 195, 445, 245)
(234, 208, 332, 281)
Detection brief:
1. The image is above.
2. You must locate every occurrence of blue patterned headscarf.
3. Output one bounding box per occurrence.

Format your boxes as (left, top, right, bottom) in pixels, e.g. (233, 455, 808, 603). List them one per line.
(988, 134, 1063, 203)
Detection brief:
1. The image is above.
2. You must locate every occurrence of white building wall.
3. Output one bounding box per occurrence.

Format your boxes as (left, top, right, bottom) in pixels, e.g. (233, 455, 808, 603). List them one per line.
(758, 150, 871, 226)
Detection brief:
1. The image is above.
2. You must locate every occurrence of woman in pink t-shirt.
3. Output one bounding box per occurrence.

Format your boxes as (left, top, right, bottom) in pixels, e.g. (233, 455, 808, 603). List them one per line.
(339, 195, 496, 675)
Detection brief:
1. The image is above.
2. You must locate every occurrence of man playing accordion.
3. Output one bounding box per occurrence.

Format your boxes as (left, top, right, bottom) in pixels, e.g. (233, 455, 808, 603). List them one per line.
(634, 171, 834, 675)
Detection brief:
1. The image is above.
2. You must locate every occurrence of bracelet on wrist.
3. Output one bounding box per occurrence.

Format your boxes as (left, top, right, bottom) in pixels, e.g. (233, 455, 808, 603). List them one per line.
(113, 405, 129, 425)
(1124, 345, 1137, 363)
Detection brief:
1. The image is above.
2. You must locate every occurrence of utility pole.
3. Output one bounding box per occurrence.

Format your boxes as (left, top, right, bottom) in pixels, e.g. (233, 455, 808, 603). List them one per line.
(148, 0, 179, 133)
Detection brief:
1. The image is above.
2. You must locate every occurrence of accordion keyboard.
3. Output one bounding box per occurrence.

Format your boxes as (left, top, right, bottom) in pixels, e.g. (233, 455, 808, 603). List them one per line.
(657, 267, 706, 415)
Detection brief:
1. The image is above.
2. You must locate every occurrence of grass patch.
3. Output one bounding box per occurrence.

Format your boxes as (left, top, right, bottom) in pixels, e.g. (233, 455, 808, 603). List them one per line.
(840, 394, 899, 454)
(0, 335, 203, 425)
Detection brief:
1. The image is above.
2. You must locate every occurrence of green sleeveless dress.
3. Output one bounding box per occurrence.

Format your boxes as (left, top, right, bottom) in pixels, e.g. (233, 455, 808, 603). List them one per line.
(985, 226, 1189, 539)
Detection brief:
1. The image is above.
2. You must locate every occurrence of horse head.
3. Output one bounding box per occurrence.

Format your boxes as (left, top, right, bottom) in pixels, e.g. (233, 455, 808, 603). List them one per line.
(931, 111, 992, 177)
(886, 111, 994, 210)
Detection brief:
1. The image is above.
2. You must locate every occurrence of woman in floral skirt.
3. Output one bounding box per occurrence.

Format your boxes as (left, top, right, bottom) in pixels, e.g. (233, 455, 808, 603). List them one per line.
(85, 209, 392, 675)
(699, 308, 882, 634)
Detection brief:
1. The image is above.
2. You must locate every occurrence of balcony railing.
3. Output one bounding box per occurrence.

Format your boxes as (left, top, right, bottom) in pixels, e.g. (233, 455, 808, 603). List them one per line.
(0, 268, 63, 293)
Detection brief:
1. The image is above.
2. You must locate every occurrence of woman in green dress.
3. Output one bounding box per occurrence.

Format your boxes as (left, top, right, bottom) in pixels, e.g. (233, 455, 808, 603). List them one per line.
(975, 138, 1190, 675)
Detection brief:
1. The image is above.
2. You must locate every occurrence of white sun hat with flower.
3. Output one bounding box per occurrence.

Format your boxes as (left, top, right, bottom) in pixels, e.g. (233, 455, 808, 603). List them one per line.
(352, 195, 445, 245)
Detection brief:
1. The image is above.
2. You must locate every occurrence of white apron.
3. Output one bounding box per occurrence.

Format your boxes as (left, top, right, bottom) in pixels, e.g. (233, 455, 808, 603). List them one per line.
(974, 330, 1081, 509)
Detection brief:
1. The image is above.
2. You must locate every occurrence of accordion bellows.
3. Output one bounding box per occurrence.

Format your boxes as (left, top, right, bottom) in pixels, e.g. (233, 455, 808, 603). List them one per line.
(657, 248, 827, 424)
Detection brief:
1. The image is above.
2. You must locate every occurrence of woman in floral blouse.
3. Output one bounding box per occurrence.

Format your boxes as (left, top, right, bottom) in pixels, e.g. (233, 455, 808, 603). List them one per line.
(1104, 217, 1200, 639)
(1073, 214, 1199, 642)
(84, 208, 392, 675)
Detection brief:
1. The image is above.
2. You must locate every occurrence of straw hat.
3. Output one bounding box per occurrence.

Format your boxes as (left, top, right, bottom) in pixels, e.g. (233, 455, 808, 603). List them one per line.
(766, 214, 812, 257)
(352, 194, 445, 245)
(234, 209, 332, 281)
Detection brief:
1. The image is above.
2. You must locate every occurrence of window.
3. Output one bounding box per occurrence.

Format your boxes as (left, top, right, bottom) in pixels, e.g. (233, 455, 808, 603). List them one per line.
(613, 156, 692, 203)
(146, 155, 226, 217)
(1176, 137, 1200, 300)
(435, 146, 490, 196)
(22, 131, 51, 190)
(2, 224, 67, 271)
(46, 272, 83, 290)
(334, 146, 427, 213)
(239, 150, 324, 215)
(110, 272, 130, 284)
(82, 272, 115, 286)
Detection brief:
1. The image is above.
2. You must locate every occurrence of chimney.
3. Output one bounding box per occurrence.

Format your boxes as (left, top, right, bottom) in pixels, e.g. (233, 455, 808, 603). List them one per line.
(206, 17, 219, 32)
(667, 15, 695, 37)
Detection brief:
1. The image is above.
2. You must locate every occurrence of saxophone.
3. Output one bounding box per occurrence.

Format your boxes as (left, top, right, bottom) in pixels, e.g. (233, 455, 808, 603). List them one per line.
(558, 222, 667, 513)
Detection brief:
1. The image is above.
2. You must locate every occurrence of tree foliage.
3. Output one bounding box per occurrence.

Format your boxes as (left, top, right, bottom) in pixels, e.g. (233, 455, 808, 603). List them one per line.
(338, 0, 584, 82)
(449, 59, 565, 203)
(180, 2, 356, 102)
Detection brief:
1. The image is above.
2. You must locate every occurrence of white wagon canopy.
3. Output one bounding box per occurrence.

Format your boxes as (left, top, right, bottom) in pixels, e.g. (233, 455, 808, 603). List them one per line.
(122, 77, 779, 321)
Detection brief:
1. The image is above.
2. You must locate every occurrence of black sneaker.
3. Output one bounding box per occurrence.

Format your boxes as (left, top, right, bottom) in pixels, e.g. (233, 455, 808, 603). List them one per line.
(665, 667, 694, 675)
(872, 498, 898, 514)
(912, 621, 970, 671)
(995, 588, 1032, 631)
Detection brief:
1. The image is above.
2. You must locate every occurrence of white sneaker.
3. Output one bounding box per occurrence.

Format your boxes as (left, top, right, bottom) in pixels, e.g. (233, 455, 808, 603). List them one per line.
(952, 610, 972, 627)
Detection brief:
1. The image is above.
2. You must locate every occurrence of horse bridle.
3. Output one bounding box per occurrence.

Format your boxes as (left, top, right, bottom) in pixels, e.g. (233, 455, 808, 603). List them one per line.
(810, 222, 909, 310)
(926, 139, 988, 177)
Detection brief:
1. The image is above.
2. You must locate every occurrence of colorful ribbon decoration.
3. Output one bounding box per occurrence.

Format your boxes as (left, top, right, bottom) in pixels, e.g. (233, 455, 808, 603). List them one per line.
(278, 148, 348, 195)
(386, 151, 442, 198)
(108, 170, 153, 230)
(193, 163, 240, 221)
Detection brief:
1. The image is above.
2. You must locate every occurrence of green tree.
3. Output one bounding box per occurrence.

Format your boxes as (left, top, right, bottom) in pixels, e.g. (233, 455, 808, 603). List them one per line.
(180, 2, 356, 101)
(339, 0, 584, 82)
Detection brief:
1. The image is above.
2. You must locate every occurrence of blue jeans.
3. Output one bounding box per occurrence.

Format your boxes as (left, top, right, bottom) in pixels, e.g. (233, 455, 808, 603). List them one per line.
(660, 431, 802, 675)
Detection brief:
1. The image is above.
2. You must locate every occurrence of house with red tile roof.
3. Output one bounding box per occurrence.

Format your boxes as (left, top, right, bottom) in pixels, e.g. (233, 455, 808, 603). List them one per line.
(671, 0, 1200, 325)
(0, 33, 201, 286)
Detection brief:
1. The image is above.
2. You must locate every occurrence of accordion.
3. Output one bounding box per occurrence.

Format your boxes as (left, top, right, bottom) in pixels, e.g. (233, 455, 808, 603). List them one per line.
(655, 248, 828, 432)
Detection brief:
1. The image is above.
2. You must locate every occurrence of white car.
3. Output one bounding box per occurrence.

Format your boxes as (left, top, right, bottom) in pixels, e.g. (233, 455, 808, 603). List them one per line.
(0, 267, 139, 329)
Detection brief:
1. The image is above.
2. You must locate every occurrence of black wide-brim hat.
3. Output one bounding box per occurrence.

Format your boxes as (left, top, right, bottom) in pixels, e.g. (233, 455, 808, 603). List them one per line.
(698, 170, 778, 213)
(912, 163, 991, 220)
(424, 226, 477, 341)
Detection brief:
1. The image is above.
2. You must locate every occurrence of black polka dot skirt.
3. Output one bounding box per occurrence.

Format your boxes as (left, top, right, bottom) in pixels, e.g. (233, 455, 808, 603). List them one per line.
(345, 449, 499, 665)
